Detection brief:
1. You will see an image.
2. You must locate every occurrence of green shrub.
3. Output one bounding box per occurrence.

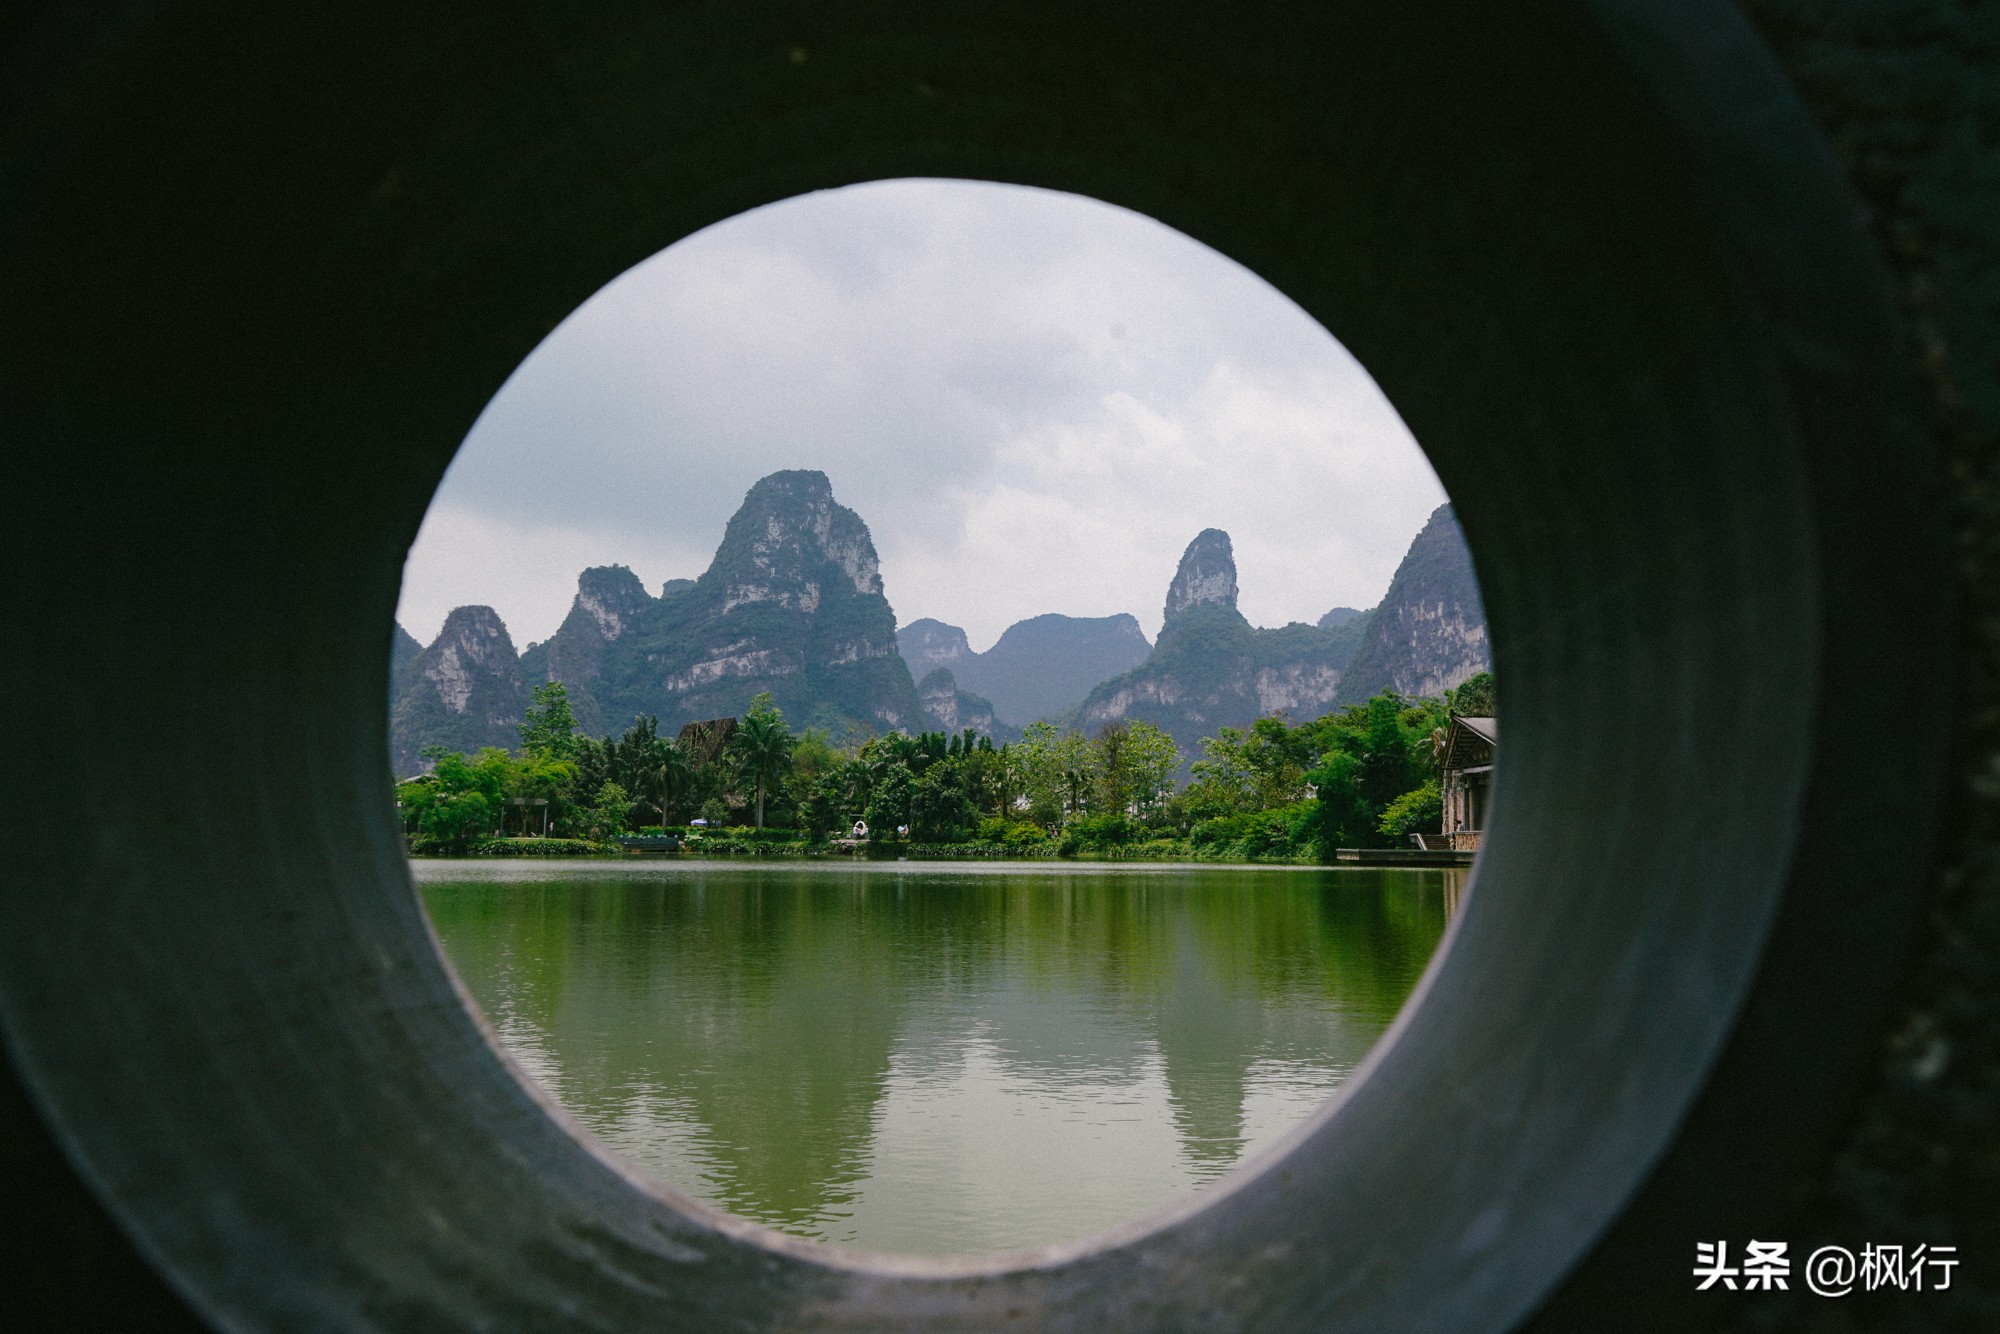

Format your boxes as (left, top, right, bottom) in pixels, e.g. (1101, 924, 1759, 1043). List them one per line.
(1190, 813, 1255, 848)
(1236, 816, 1286, 859)
(1186, 804, 1316, 860)
(1068, 814, 1133, 847)
(680, 829, 809, 857)
(1377, 781, 1443, 841)
(1082, 838, 1190, 862)
(466, 837, 609, 857)
(902, 842, 1044, 859)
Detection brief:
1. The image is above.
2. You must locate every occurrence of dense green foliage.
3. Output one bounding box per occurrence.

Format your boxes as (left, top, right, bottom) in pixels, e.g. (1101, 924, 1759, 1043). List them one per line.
(518, 680, 582, 760)
(1161, 692, 1454, 859)
(402, 670, 1489, 864)
(1447, 670, 1496, 716)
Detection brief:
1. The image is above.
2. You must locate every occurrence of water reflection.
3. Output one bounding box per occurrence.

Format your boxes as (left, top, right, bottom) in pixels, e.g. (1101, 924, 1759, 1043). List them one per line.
(419, 861, 1454, 1254)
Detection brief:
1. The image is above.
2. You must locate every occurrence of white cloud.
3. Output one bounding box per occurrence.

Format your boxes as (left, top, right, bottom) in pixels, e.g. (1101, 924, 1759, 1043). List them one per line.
(398, 179, 1448, 649)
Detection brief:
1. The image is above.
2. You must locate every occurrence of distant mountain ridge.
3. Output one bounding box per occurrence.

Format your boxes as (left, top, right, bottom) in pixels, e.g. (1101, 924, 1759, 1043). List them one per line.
(898, 612, 1153, 728)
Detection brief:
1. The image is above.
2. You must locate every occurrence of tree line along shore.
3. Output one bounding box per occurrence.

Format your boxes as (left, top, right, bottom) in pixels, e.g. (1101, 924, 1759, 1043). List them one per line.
(397, 672, 1496, 864)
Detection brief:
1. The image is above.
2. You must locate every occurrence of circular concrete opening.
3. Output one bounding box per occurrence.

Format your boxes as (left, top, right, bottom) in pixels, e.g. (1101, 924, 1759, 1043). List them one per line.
(2, 3, 1950, 1329)
(392, 176, 1482, 1259)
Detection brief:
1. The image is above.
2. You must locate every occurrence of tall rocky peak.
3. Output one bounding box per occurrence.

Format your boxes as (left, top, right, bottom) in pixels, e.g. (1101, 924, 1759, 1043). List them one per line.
(1163, 528, 1239, 625)
(705, 468, 883, 608)
(1080, 529, 1366, 773)
(518, 565, 655, 734)
(900, 618, 971, 678)
(572, 564, 652, 640)
(389, 607, 527, 775)
(1336, 503, 1489, 703)
(606, 469, 922, 734)
(423, 606, 519, 704)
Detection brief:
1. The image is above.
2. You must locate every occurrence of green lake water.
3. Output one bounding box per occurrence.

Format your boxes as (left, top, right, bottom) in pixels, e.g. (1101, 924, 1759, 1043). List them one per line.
(417, 859, 1459, 1255)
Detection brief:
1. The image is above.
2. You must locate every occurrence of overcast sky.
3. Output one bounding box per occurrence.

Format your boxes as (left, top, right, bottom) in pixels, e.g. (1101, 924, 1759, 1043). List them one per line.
(397, 178, 1446, 653)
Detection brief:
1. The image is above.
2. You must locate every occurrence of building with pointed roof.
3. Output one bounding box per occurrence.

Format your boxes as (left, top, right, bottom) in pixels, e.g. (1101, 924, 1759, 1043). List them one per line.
(1438, 715, 1497, 851)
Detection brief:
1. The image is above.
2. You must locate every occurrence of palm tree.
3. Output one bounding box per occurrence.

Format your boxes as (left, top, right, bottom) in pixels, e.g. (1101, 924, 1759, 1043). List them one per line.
(841, 757, 879, 817)
(729, 709, 795, 829)
(880, 731, 920, 772)
(640, 742, 696, 830)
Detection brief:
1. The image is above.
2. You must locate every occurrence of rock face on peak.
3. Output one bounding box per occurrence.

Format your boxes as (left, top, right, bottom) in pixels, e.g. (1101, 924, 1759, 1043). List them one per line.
(390, 607, 528, 774)
(519, 565, 653, 734)
(573, 564, 653, 636)
(896, 612, 1152, 728)
(712, 469, 884, 609)
(899, 618, 971, 680)
(917, 668, 1007, 740)
(1335, 504, 1490, 703)
(1163, 528, 1238, 624)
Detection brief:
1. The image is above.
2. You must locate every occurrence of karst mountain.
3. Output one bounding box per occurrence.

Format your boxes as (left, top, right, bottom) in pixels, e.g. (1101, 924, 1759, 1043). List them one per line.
(1335, 505, 1491, 701)
(392, 471, 925, 773)
(1075, 506, 1489, 766)
(390, 472, 1489, 774)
